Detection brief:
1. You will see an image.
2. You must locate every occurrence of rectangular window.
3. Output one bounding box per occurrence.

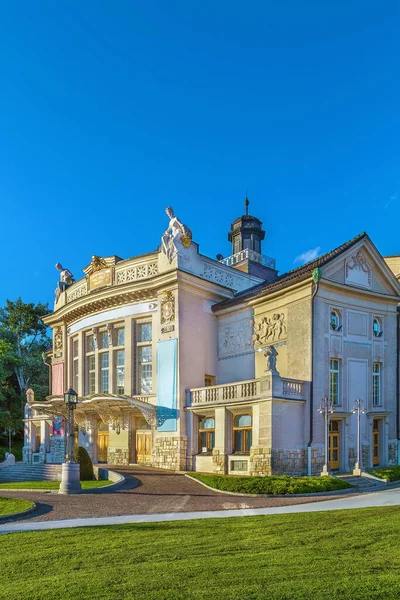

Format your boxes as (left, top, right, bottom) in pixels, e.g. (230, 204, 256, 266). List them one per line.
(330, 359, 340, 406)
(138, 323, 152, 342)
(100, 353, 109, 393)
(115, 350, 125, 395)
(373, 363, 381, 406)
(87, 355, 95, 395)
(116, 328, 125, 346)
(204, 375, 215, 387)
(87, 335, 95, 352)
(101, 332, 109, 349)
(139, 346, 152, 394)
(72, 339, 79, 391)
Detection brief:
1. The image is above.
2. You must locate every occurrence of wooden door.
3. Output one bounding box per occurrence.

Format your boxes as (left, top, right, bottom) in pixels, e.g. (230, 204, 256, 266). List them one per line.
(136, 432, 152, 463)
(329, 420, 340, 470)
(373, 420, 380, 466)
(97, 430, 109, 463)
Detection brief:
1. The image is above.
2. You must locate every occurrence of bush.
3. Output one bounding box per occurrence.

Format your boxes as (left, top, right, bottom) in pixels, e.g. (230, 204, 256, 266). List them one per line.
(73, 446, 94, 481)
(188, 473, 351, 495)
(370, 466, 400, 482)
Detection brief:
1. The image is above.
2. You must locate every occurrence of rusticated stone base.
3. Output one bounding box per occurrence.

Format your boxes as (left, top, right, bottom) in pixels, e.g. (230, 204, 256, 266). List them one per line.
(212, 449, 227, 474)
(348, 447, 357, 471)
(388, 441, 398, 464)
(250, 447, 272, 475)
(272, 449, 306, 476)
(362, 444, 370, 469)
(310, 446, 325, 475)
(108, 447, 129, 466)
(49, 437, 65, 464)
(152, 436, 188, 471)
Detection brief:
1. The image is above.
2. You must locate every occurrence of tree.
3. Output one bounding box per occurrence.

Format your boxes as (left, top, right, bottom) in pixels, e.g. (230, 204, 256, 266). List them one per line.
(0, 298, 51, 394)
(0, 338, 21, 430)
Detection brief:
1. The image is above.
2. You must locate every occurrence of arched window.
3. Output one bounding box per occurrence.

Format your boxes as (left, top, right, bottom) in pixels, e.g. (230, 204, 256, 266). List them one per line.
(199, 417, 215, 453)
(330, 310, 341, 331)
(373, 317, 382, 337)
(233, 414, 252, 453)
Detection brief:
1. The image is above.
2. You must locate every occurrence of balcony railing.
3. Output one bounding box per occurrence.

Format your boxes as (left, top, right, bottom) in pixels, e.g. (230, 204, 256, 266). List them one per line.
(187, 376, 306, 407)
(219, 248, 276, 270)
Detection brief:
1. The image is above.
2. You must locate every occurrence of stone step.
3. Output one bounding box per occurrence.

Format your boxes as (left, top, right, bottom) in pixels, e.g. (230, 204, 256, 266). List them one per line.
(336, 475, 385, 488)
(0, 464, 62, 482)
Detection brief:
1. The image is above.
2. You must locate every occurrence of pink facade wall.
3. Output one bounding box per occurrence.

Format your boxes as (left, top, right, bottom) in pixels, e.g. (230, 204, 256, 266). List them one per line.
(52, 363, 64, 396)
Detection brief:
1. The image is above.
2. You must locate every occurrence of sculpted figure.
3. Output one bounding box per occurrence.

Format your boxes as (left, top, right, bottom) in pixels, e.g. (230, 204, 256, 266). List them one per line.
(264, 345, 278, 372)
(161, 206, 192, 263)
(55, 263, 75, 300)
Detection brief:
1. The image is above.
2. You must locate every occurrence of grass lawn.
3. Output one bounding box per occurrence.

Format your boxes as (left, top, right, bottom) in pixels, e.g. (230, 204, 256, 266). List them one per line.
(188, 472, 351, 494)
(0, 480, 112, 490)
(0, 497, 33, 518)
(370, 466, 400, 482)
(1, 507, 400, 599)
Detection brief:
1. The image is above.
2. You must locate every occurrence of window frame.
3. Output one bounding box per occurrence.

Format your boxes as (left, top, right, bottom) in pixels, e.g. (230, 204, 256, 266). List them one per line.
(115, 349, 125, 395)
(329, 359, 340, 406)
(137, 320, 153, 395)
(372, 362, 381, 407)
(373, 317, 383, 338)
(233, 413, 252, 454)
(198, 417, 215, 454)
(330, 309, 342, 332)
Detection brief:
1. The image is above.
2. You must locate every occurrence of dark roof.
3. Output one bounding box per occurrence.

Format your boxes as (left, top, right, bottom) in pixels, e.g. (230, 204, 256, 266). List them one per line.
(213, 231, 367, 311)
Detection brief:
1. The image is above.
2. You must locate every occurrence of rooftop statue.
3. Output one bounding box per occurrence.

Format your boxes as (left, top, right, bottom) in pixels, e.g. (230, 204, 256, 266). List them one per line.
(55, 263, 75, 300)
(161, 206, 192, 263)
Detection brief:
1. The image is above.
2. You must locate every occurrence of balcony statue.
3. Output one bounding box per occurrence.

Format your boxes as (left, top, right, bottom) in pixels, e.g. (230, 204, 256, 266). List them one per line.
(264, 345, 279, 373)
(161, 206, 192, 263)
(55, 263, 75, 300)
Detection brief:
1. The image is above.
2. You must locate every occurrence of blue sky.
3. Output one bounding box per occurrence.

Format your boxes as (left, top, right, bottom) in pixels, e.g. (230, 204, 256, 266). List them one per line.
(1, 1, 399, 308)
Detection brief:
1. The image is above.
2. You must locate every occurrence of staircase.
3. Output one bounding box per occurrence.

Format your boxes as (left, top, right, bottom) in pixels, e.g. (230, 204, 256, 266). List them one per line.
(0, 463, 62, 483)
(336, 474, 387, 491)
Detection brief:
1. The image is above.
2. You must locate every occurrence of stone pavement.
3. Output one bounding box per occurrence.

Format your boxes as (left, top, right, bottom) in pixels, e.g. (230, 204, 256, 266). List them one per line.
(0, 465, 347, 524)
(1, 478, 400, 535)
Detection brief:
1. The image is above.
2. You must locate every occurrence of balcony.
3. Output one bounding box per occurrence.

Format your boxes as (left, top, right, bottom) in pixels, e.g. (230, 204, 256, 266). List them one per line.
(187, 375, 306, 407)
(218, 248, 276, 270)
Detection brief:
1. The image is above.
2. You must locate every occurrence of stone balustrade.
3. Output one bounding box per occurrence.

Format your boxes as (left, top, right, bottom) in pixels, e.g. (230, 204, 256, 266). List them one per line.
(187, 375, 306, 407)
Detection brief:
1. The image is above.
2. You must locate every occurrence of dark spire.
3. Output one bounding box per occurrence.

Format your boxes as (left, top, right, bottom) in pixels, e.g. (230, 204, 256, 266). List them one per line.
(244, 195, 249, 216)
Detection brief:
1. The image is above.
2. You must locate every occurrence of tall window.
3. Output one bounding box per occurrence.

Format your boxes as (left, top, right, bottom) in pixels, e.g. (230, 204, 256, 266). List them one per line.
(87, 355, 95, 395)
(199, 417, 215, 453)
(330, 359, 340, 406)
(373, 318, 382, 338)
(137, 322, 152, 394)
(233, 414, 252, 453)
(100, 352, 109, 393)
(101, 331, 109, 349)
(116, 327, 125, 346)
(373, 363, 381, 406)
(72, 338, 79, 391)
(115, 350, 125, 395)
(330, 310, 341, 331)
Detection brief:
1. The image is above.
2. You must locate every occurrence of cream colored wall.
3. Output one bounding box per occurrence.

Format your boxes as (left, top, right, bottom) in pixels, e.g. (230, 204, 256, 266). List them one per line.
(384, 256, 400, 280)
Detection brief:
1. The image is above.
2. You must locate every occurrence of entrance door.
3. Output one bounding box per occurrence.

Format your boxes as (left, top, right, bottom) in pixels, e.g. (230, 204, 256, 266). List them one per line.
(329, 420, 340, 470)
(136, 432, 152, 463)
(97, 427, 109, 463)
(373, 419, 380, 466)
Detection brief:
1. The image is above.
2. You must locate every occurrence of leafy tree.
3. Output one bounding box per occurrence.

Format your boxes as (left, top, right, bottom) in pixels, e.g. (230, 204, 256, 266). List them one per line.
(0, 339, 21, 430)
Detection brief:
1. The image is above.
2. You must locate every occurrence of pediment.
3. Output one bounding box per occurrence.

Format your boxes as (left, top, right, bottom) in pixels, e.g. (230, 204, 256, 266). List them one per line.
(321, 238, 400, 297)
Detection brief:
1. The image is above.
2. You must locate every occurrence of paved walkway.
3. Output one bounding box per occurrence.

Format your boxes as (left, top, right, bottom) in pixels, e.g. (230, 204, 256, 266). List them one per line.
(1, 484, 400, 534)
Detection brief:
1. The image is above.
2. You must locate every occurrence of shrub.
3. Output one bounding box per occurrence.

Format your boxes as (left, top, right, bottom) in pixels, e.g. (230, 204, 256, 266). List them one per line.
(370, 466, 400, 482)
(73, 446, 94, 481)
(188, 473, 351, 495)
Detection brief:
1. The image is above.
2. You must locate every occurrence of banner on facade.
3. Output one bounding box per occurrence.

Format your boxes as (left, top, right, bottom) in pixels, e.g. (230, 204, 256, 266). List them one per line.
(156, 338, 178, 432)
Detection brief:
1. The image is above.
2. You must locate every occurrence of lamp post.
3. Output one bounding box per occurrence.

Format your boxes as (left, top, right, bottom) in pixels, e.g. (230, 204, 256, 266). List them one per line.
(317, 397, 335, 476)
(352, 398, 365, 476)
(3, 426, 16, 455)
(59, 388, 81, 494)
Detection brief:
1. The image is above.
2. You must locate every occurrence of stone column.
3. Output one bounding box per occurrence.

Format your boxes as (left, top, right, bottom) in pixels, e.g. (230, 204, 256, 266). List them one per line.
(23, 403, 32, 463)
(78, 330, 85, 398)
(250, 401, 272, 475)
(212, 407, 227, 474)
(186, 410, 197, 471)
(39, 419, 50, 464)
(124, 317, 133, 396)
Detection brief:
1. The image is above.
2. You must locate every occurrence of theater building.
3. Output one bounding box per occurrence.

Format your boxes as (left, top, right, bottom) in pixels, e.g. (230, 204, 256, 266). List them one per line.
(24, 203, 400, 475)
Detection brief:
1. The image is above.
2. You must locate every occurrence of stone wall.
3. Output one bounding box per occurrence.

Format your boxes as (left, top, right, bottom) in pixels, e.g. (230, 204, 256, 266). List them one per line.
(108, 447, 129, 466)
(348, 447, 357, 471)
(212, 449, 227, 474)
(249, 447, 271, 475)
(48, 437, 65, 464)
(362, 444, 370, 469)
(388, 441, 398, 465)
(272, 449, 306, 476)
(152, 436, 188, 470)
(310, 446, 325, 475)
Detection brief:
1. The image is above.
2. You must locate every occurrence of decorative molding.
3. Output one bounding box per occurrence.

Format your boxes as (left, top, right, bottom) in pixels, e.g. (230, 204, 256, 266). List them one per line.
(53, 328, 63, 359)
(66, 282, 88, 303)
(345, 250, 372, 288)
(218, 321, 252, 357)
(116, 262, 158, 285)
(344, 341, 372, 349)
(203, 264, 234, 288)
(161, 291, 175, 324)
(252, 312, 287, 349)
(217, 341, 287, 361)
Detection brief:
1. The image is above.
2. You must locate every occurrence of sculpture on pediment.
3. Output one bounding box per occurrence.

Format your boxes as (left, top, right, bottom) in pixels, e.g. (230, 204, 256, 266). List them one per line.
(264, 345, 278, 373)
(345, 251, 372, 288)
(161, 206, 192, 263)
(252, 313, 287, 348)
(55, 263, 75, 299)
(90, 255, 108, 273)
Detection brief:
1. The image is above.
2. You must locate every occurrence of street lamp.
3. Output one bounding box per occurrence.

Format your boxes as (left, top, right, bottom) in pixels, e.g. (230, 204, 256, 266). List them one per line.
(317, 397, 335, 476)
(59, 388, 81, 494)
(352, 398, 365, 476)
(3, 426, 16, 455)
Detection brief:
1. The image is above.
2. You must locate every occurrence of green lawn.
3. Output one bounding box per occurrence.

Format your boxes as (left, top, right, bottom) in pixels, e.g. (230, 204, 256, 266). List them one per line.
(0, 480, 112, 490)
(1, 507, 400, 599)
(0, 497, 34, 518)
(188, 472, 351, 494)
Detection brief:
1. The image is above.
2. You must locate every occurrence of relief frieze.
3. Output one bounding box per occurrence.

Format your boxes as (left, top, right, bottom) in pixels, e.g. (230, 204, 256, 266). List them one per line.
(252, 312, 287, 349)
